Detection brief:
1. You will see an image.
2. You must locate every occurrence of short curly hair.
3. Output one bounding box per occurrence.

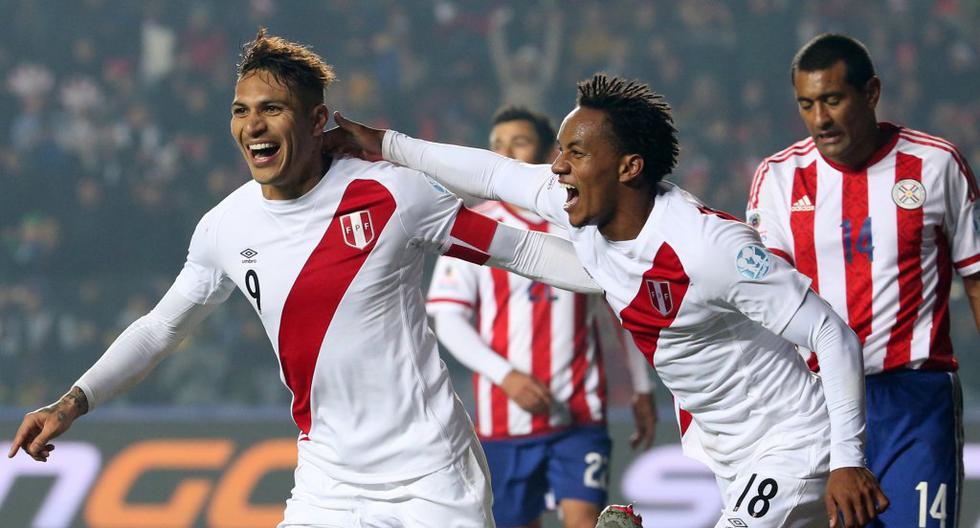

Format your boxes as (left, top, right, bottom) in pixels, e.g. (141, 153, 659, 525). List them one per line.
(237, 28, 336, 108)
(576, 74, 679, 186)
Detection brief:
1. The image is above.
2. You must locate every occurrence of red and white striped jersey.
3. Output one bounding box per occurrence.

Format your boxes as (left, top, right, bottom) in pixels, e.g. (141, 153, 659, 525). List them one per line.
(171, 157, 493, 484)
(747, 123, 980, 374)
(427, 202, 607, 439)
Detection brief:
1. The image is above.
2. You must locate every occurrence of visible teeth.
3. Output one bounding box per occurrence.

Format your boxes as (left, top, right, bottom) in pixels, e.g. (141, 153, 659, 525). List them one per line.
(559, 182, 577, 190)
(249, 143, 276, 151)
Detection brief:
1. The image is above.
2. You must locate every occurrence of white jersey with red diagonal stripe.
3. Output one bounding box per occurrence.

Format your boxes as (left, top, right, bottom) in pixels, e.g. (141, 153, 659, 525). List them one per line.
(172, 156, 486, 484)
(426, 201, 607, 439)
(747, 123, 980, 374)
(498, 178, 831, 478)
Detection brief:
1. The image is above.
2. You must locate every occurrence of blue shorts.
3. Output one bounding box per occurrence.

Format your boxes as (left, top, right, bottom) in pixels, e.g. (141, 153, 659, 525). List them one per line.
(865, 370, 962, 528)
(480, 424, 611, 527)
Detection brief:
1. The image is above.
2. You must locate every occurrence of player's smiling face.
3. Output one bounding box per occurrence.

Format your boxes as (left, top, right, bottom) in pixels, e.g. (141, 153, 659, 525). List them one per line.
(794, 60, 880, 168)
(231, 70, 327, 199)
(551, 106, 624, 229)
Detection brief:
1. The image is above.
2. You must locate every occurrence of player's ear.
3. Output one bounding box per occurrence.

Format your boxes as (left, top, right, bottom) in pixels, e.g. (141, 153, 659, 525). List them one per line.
(312, 103, 329, 136)
(619, 153, 644, 185)
(863, 76, 881, 110)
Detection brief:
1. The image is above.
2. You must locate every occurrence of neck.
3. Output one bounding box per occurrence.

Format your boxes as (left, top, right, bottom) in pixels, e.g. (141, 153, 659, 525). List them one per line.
(840, 122, 886, 169)
(261, 155, 331, 200)
(598, 187, 656, 241)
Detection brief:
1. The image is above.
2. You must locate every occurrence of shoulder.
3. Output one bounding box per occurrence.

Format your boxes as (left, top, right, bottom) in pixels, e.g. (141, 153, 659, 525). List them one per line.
(195, 179, 260, 235)
(748, 137, 817, 206)
(895, 126, 970, 169)
(662, 186, 759, 271)
(336, 156, 450, 199)
(894, 126, 977, 197)
(758, 137, 818, 173)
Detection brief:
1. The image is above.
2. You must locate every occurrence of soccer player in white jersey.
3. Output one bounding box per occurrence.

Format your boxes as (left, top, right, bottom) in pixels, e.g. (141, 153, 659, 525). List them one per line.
(746, 33, 980, 527)
(427, 106, 656, 528)
(5, 30, 606, 528)
(326, 73, 890, 527)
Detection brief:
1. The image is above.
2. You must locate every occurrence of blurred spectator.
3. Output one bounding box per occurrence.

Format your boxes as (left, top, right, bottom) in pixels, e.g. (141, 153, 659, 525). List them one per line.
(0, 0, 977, 408)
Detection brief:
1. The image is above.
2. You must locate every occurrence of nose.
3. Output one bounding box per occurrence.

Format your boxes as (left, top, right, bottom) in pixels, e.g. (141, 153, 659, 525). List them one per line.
(551, 153, 570, 175)
(813, 103, 833, 129)
(244, 113, 267, 137)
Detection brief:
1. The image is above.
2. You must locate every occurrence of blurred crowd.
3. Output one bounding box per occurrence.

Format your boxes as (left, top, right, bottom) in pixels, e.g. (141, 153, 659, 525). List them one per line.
(1, 0, 978, 408)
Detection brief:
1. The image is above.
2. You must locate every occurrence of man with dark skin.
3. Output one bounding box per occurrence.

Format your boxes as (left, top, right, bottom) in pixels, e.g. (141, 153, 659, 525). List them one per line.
(325, 73, 889, 527)
(748, 33, 980, 527)
(427, 105, 656, 528)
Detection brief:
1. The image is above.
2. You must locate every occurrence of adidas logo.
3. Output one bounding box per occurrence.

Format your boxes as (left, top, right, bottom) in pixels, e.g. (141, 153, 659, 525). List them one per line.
(791, 195, 815, 212)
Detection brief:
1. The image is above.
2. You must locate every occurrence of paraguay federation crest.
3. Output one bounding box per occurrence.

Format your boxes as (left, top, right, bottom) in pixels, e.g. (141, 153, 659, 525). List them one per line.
(892, 179, 926, 210)
(646, 279, 673, 316)
(340, 210, 375, 250)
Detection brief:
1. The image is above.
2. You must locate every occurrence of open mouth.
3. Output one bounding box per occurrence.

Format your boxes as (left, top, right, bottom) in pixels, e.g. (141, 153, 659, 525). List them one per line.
(560, 181, 580, 210)
(248, 142, 281, 165)
(816, 131, 842, 144)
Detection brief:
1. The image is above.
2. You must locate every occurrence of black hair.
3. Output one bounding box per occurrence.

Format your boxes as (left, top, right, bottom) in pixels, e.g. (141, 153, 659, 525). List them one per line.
(576, 73, 679, 185)
(491, 105, 557, 163)
(791, 33, 876, 90)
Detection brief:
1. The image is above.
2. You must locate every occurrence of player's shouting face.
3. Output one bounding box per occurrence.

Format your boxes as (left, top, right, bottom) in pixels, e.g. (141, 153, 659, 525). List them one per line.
(552, 106, 639, 232)
(231, 69, 329, 199)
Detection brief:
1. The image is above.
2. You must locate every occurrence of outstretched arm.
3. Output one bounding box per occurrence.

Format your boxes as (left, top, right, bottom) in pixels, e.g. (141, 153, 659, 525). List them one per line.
(7, 285, 218, 461)
(445, 207, 601, 295)
(325, 113, 567, 226)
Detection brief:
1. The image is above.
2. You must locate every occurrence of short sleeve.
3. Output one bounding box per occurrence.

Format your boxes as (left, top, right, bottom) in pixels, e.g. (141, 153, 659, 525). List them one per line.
(695, 218, 812, 334)
(944, 153, 980, 276)
(393, 169, 465, 252)
(746, 159, 795, 264)
(426, 256, 481, 317)
(173, 210, 235, 305)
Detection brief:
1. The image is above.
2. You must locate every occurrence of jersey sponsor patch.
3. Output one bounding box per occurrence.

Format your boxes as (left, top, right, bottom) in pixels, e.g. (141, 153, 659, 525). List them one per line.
(735, 244, 771, 280)
(747, 212, 761, 229)
(892, 179, 926, 209)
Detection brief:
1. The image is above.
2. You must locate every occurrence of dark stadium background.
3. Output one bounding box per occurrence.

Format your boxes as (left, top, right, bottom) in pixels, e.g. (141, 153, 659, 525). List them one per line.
(0, 1, 977, 526)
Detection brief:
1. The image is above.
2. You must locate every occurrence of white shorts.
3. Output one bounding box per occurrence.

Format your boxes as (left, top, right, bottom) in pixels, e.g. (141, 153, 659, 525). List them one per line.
(279, 439, 495, 528)
(713, 435, 829, 528)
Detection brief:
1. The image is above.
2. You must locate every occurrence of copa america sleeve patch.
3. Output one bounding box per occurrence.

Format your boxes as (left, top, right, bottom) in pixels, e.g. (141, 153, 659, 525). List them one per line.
(735, 243, 771, 280)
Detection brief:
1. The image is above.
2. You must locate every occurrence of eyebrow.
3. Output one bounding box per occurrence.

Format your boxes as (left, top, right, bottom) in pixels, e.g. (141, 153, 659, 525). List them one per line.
(796, 90, 845, 102)
(231, 97, 287, 107)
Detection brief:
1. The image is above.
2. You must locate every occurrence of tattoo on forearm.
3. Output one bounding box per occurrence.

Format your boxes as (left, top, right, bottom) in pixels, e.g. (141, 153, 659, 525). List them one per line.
(61, 387, 89, 417)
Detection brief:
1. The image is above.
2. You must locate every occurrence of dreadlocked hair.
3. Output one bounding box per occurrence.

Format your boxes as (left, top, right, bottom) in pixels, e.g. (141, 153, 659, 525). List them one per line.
(576, 73, 679, 185)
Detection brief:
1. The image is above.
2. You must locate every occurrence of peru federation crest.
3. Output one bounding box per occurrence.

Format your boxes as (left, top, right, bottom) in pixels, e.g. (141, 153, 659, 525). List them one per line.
(341, 210, 375, 250)
(646, 279, 673, 316)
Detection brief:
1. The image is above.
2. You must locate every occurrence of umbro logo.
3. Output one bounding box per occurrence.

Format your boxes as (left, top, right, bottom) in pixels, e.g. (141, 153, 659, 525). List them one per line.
(727, 518, 748, 528)
(790, 195, 815, 212)
(240, 248, 258, 263)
